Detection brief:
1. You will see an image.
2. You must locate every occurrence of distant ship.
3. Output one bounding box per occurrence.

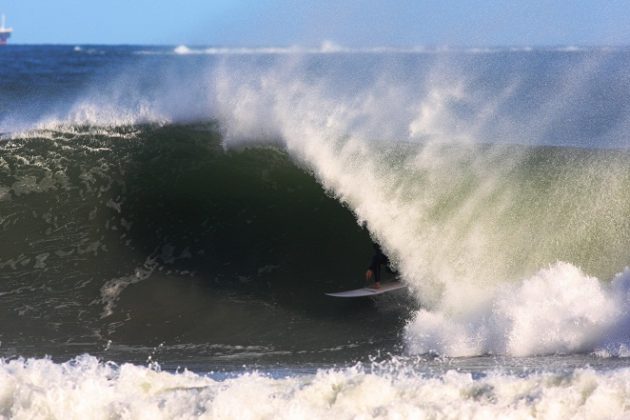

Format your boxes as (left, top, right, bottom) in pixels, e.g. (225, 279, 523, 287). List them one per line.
(0, 15, 12, 45)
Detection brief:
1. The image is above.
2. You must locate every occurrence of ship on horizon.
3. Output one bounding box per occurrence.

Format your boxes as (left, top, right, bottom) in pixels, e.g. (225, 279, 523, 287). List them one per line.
(0, 14, 12, 45)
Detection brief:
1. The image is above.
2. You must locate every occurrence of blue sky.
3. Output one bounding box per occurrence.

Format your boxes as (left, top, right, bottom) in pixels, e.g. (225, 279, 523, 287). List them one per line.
(2, 0, 630, 46)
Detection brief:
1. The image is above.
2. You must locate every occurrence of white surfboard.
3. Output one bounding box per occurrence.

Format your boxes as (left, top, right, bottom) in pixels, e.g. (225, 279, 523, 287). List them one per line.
(325, 281, 406, 298)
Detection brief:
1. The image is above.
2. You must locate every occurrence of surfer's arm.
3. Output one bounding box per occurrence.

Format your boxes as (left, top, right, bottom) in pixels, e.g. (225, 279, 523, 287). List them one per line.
(365, 269, 374, 281)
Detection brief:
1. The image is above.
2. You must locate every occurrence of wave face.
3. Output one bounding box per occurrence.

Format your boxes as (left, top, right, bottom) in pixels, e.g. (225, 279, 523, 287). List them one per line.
(2, 46, 630, 363)
(1, 123, 401, 361)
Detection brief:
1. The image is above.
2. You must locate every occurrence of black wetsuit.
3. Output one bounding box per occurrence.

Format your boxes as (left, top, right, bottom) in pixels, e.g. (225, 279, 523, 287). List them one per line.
(368, 246, 390, 283)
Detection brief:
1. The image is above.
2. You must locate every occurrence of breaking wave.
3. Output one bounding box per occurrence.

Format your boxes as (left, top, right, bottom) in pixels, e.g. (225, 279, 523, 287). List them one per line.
(3, 48, 630, 359)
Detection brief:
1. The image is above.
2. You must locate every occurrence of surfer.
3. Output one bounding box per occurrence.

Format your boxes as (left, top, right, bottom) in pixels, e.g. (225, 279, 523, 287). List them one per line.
(324, 243, 403, 297)
(365, 243, 390, 289)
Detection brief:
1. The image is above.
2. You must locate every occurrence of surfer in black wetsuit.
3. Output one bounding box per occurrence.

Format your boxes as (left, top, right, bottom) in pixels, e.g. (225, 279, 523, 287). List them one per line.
(365, 243, 390, 289)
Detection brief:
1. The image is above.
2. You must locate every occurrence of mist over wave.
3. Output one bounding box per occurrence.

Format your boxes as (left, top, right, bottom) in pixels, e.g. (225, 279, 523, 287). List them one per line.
(3, 48, 630, 358)
(206, 50, 630, 357)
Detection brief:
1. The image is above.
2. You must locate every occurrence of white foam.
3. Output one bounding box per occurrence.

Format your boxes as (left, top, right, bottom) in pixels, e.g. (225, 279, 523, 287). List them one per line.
(0, 186, 9, 201)
(405, 263, 630, 356)
(171, 44, 333, 56)
(98, 257, 158, 318)
(173, 45, 192, 55)
(165, 44, 592, 56)
(36, 99, 171, 129)
(0, 356, 628, 419)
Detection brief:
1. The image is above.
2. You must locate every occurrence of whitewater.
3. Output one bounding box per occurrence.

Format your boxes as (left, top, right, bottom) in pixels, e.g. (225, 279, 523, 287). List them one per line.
(1, 44, 630, 418)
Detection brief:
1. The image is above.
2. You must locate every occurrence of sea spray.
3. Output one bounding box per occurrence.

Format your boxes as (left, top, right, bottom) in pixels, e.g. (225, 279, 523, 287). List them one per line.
(211, 53, 630, 356)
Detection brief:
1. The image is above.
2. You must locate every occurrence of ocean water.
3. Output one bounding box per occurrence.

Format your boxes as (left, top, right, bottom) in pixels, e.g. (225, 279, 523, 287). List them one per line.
(1, 44, 630, 418)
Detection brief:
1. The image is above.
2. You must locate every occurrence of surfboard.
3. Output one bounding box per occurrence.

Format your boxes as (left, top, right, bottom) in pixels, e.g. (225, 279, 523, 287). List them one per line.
(325, 281, 406, 298)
